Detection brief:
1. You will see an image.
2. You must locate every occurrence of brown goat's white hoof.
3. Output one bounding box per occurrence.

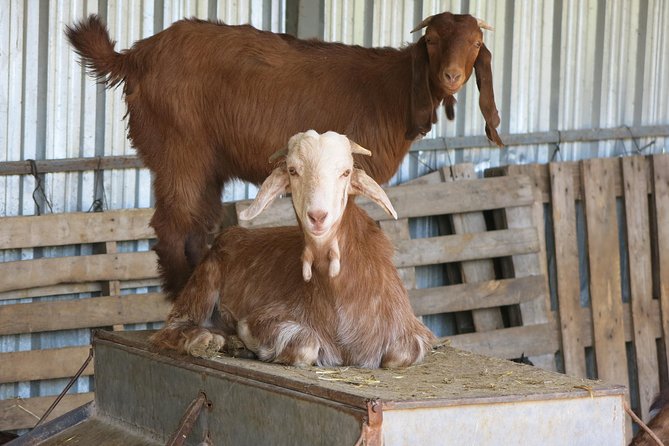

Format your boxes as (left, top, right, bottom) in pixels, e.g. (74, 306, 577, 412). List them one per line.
(328, 258, 340, 278)
(302, 261, 312, 282)
(184, 330, 225, 358)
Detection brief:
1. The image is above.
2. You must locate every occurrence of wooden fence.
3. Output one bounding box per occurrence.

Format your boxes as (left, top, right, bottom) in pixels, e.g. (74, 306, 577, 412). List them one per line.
(0, 169, 554, 432)
(487, 153, 669, 421)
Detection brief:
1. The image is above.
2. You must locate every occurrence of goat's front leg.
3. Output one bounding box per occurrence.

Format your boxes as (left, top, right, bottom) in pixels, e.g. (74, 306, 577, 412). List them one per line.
(302, 245, 314, 281)
(328, 240, 341, 278)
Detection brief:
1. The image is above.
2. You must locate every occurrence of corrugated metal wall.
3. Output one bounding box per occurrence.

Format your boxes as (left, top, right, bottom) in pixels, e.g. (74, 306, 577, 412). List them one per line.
(1, 0, 669, 417)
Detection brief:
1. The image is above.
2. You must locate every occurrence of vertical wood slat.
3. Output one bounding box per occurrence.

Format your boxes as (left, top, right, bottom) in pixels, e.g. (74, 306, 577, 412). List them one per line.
(550, 162, 587, 378)
(101, 241, 124, 332)
(622, 156, 660, 420)
(653, 155, 669, 379)
(447, 164, 504, 332)
(379, 168, 447, 290)
(581, 158, 629, 389)
(495, 164, 554, 370)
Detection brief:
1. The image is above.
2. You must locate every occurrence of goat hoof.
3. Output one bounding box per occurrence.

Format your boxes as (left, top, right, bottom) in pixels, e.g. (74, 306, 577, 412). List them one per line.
(328, 259, 340, 278)
(185, 331, 225, 358)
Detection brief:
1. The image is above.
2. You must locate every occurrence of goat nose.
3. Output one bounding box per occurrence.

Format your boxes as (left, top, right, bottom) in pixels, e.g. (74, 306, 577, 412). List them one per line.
(307, 210, 328, 225)
(445, 71, 462, 84)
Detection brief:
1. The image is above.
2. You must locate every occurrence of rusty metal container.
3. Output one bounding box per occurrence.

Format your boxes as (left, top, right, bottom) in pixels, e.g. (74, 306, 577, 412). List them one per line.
(13, 330, 627, 445)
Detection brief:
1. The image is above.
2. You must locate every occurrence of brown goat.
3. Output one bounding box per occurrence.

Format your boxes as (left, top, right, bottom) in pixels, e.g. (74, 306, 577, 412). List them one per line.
(629, 389, 669, 446)
(66, 12, 502, 298)
(150, 131, 435, 367)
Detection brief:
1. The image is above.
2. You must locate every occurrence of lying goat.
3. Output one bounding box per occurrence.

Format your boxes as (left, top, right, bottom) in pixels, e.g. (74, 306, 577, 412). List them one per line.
(67, 12, 502, 299)
(150, 130, 435, 368)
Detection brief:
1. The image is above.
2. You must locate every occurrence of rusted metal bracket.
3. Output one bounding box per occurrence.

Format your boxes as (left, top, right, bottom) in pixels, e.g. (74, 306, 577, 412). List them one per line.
(166, 391, 213, 446)
(354, 399, 383, 446)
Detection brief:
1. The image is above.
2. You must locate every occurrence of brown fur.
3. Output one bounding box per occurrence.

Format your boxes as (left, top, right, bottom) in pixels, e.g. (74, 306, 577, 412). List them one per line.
(150, 201, 435, 368)
(629, 388, 669, 445)
(66, 13, 502, 298)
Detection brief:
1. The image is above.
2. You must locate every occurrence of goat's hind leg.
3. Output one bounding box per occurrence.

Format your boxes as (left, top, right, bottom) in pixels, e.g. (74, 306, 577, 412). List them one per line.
(150, 250, 226, 358)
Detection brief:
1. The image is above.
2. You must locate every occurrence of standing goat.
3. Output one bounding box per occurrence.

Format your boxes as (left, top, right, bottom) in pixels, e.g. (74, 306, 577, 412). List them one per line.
(66, 12, 502, 298)
(150, 130, 435, 368)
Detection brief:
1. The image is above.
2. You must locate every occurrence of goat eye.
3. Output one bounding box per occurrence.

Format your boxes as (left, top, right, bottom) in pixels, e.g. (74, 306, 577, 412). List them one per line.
(341, 169, 351, 178)
(288, 167, 298, 176)
(474, 41, 482, 48)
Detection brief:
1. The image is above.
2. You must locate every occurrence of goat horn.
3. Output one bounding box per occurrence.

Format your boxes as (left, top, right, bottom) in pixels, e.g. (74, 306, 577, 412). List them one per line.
(350, 141, 372, 156)
(410, 15, 434, 33)
(268, 148, 288, 163)
(476, 18, 494, 31)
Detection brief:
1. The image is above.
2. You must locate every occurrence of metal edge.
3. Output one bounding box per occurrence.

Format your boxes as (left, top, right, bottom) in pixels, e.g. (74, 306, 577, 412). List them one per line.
(93, 330, 374, 413)
(7, 401, 95, 446)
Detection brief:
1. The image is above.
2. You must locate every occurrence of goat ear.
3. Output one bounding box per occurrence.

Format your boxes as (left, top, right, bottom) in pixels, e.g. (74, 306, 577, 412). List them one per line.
(406, 37, 434, 140)
(239, 167, 290, 220)
(350, 168, 398, 219)
(474, 43, 503, 147)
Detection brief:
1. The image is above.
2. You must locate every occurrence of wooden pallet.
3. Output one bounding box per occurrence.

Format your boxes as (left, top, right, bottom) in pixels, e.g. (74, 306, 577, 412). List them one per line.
(487, 153, 669, 423)
(0, 168, 555, 431)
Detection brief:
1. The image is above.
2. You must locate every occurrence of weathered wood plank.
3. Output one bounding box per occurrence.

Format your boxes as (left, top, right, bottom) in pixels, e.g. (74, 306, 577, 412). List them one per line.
(574, 301, 662, 347)
(487, 158, 654, 204)
(410, 275, 546, 316)
(0, 393, 94, 431)
(653, 154, 669, 376)
(446, 323, 558, 360)
(380, 219, 416, 290)
(622, 156, 660, 419)
(0, 346, 93, 384)
(581, 158, 629, 388)
(448, 164, 503, 331)
(0, 251, 159, 293)
(549, 162, 587, 378)
(0, 293, 170, 335)
(236, 176, 537, 228)
(498, 164, 553, 370)
(0, 279, 161, 302)
(392, 228, 540, 268)
(0, 208, 155, 250)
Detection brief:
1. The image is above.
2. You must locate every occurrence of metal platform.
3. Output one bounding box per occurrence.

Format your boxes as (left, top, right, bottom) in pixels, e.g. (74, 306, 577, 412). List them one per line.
(12, 330, 627, 445)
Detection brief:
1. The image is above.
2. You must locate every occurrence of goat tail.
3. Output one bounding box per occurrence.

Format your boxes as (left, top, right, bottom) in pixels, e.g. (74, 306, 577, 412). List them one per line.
(65, 14, 126, 88)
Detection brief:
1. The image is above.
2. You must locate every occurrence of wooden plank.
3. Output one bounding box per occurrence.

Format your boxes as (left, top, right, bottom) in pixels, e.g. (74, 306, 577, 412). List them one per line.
(549, 161, 587, 378)
(0, 278, 161, 302)
(653, 154, 669, 378)
(0, 393, 94, 431)
(574, 301, 662, 347)
(380, 219, 415, 290)
(0, 346, 93, 384)
(0, 208, 155, 250)
(0, 154, 144, 176)
(448, 164, 504, 332)
(0, 251, 159, 293)
(581, 158, 629, 388)
(446, 323, 558, 360)
(0, 293, 170, 335)
(393, 228, 541, 268)
(236, 176, 537, 228)
(487, 159, 653, 204)
(410, 275, 547, 316)
(622, 155, 660, 419)
(497, 164, 554, 370)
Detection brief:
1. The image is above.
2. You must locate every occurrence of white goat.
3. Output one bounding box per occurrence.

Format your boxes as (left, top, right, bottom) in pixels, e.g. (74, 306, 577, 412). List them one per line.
(150, 130, 435, 368)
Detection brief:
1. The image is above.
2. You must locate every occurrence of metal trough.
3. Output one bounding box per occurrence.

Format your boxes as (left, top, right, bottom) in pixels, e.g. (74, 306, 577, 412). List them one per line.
(12, 330, 627, 445)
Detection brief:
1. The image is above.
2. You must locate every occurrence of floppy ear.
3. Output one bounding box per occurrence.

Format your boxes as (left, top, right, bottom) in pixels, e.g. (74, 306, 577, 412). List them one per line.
(474, 43, 503, 147)
(350, 168, 397, 219)
(406, 37, 435, 140)
(239, 167, 290, 220)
